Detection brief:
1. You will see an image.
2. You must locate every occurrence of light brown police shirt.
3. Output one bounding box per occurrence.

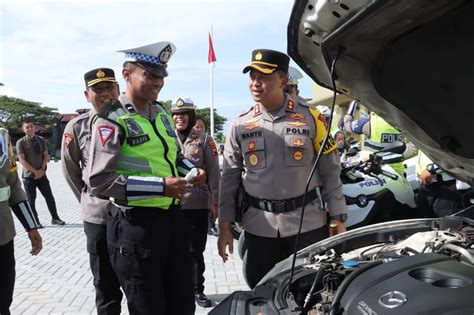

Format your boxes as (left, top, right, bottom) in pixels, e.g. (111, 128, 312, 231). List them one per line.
(61, 110, 111, 225)
(219, 96, 346, 238)
(178, 129, 220, 210)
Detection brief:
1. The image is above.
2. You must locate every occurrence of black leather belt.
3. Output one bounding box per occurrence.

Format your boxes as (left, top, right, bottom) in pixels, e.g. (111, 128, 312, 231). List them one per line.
(245, 190, 318, 213)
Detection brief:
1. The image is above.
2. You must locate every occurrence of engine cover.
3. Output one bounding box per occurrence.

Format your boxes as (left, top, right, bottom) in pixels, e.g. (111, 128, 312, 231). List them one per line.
(340, 253, 474, 314)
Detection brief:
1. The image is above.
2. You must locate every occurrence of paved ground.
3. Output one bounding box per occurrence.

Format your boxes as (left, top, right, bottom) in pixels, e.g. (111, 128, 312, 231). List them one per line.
(11, 162, 249, 315)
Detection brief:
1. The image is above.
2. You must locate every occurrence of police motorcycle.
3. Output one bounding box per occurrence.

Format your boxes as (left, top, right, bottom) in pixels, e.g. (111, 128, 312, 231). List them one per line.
(339, 141, 417, 229)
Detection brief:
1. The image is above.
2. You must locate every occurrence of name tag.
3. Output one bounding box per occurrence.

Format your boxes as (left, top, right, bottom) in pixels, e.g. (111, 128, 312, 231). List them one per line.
(127, 135, 150, 146)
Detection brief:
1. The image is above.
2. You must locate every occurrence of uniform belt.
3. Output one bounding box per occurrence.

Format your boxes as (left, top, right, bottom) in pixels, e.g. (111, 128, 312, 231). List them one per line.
(110, 204, 180, 220)
(245, 190, 317, 213)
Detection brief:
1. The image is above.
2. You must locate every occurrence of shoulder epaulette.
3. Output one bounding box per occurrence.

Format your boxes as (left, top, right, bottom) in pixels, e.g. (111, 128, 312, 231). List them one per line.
(152, 101, 170, 114)
(238, 106, 253, 117)
(100, 101, 128, 121)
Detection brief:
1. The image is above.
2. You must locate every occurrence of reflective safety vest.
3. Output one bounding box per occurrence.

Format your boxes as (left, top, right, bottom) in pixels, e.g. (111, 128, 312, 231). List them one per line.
(107, 104, 179, 209)
(370, 112, 405, 176)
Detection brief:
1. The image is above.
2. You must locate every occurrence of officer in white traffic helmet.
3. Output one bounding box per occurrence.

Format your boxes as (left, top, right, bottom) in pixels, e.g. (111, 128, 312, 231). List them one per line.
(284, 66, 304, 101)
(170, 97, 220, 308)
(87, 42, 206, 315)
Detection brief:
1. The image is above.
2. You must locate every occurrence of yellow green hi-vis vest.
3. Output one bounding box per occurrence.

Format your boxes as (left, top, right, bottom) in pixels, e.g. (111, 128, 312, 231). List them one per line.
(108, 105, 178, 209)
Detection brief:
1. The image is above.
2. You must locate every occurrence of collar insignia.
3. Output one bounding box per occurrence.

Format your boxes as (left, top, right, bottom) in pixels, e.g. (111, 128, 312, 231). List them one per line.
(287, 100, 295, 111)
(253, 104, 261, 116)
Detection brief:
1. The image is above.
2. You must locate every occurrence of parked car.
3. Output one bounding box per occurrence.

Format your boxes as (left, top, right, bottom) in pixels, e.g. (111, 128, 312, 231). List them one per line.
(210, 1, 474, 314)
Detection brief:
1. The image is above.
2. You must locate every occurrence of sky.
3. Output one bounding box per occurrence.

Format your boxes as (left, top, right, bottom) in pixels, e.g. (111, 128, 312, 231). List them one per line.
(0, 0, 314, 134)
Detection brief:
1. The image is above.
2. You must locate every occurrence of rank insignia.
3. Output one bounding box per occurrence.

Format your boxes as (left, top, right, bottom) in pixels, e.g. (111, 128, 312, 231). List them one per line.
(254, 104, 261, 115)
(249, 153, 259, 166)
(293, 138, 304, 147)
(289, 113, 305, 120)
(64, 133, 74, 148)
(287, 100, 294, 111)
(293, 150, 303, 161)
(98, 126, 115, 145)
(244, 123, 259, 131)
(247, 140, 256, 151)
(288, 121, 308, 127)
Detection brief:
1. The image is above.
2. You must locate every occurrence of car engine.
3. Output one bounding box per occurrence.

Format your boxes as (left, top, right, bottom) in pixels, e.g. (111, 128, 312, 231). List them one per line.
(299, 229, 474, 314)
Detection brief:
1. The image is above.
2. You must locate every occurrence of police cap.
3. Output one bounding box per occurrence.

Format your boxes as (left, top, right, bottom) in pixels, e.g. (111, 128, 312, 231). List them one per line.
(171, 97, 196, 113)
(287, 66, 303, 86)
(243, 49, 290, 75)
(84, 68, 117, 88)
(117, 41, 176, 78)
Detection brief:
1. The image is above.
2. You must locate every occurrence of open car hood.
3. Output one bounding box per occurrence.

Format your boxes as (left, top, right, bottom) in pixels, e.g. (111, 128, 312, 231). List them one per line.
(288, 0, 474, 183)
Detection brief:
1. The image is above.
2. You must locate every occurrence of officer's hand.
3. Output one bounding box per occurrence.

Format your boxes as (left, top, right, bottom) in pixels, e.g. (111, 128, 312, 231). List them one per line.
(419, 170, 434, 186)
(164, 177, 188, 198)
(28, 229, 42, 256)
(189, 168, 206, 187)
(217, 222, 234, 263)
(329, 220, 346, 237)
(210, 204, 218, 220)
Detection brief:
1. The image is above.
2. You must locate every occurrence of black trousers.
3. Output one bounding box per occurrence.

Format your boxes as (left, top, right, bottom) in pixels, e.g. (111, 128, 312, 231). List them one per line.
(84, 222, 122, 315)
(245, 225, 329, 289)
(23, 176, 60, 222)
(0, 240, 15, 315)
(182, 209, 209, 293)
(416, 181, 467, 218)
(107, 206, 195, 315)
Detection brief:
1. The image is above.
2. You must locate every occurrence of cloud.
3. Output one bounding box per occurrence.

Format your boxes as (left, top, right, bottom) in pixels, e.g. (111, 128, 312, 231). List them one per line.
(1, 0, 310, 133)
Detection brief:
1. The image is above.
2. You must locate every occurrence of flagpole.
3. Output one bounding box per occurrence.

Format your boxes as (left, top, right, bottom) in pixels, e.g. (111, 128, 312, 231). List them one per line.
(209, 25, 215, 138)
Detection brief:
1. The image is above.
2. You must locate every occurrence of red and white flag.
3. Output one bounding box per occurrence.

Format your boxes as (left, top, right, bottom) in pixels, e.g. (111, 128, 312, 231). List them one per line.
(208, 32, 217, 64)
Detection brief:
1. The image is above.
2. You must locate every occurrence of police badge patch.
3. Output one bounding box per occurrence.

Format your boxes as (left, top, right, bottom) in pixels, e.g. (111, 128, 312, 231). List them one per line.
(159, 45, 173, 64)
(161, 115, 177, 138)
(124, 119, 144, 136)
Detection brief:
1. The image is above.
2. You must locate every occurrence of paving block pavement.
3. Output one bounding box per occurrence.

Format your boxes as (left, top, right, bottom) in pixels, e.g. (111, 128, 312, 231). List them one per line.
(11, 162, 249, 314)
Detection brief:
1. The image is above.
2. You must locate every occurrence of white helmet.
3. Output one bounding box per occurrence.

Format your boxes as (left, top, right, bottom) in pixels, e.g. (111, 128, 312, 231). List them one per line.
(316, 105, 331, 118)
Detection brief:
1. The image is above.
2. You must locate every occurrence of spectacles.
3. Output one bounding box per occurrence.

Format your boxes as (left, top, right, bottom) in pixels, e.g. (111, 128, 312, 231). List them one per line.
(89, 84, 116, 93)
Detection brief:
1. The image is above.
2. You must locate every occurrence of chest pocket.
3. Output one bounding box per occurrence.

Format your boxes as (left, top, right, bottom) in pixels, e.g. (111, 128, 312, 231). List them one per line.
(284, 134, 311, 166)
(241, 137, 266, 170)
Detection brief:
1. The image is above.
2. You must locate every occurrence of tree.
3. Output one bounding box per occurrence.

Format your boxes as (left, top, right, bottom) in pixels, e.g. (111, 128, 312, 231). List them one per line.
(195, 107, 227, 134)
(0, 96, 58, 132)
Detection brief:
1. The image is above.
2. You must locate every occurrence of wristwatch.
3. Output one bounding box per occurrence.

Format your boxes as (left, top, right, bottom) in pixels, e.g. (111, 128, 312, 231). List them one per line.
(330, 214, 347, 223)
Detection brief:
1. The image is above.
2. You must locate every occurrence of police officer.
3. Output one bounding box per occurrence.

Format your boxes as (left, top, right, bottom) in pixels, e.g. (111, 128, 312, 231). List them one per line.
(415, 151, 471, 218)
(61, 68, 122, 314)
(283, 66, 304, 102)
(86, 42, 205, 315)
(343, 101, 415, 175)
(0, 128, 42, 315)
(218, 49, 347, 288)
(170, 97, 220, 308)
